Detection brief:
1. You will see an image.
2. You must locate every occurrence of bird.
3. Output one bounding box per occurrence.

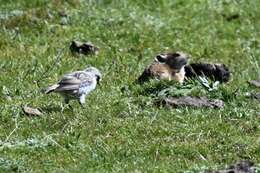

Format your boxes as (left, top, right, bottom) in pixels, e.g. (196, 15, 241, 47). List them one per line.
(138, 52, 189, 83)
(45, 67, 101, 108)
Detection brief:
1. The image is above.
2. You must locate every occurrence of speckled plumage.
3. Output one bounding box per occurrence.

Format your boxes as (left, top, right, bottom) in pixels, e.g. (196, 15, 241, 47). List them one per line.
(45, 67, 101, 106)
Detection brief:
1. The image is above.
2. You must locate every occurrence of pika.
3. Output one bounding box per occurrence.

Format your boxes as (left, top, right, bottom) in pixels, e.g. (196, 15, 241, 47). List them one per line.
(138, 52, 189, 83)
(138, 52, 231, 84)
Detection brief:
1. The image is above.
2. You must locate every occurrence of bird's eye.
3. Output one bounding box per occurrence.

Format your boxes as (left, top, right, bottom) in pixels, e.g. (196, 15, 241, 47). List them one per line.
(95, 75, 101, 82)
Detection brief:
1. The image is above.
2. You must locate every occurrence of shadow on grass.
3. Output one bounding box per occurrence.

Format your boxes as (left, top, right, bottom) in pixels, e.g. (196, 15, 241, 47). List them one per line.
(39, 105, 62, 113)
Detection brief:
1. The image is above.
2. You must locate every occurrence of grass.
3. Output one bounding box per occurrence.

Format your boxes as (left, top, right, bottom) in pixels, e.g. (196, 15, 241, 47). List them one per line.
(0, 0, 259, 172)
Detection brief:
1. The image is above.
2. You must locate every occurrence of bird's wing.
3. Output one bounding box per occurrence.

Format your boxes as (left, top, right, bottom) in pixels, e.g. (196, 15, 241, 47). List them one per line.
(55, 71, 93, 92)
(78, 77, 95, 95)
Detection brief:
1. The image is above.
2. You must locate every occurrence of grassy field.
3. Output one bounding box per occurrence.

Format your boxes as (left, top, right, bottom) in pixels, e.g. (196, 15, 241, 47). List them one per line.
(0, 0, 259, 172)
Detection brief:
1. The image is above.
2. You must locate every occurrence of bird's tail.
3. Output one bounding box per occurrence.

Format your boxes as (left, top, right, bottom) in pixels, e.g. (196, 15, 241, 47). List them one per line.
(44, 84, 59, 94)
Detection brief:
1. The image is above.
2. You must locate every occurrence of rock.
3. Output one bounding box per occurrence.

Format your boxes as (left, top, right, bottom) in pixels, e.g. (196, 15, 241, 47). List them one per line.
(70, 40, 99, 55)
(160, 96, 224, 108)
(206, 160, 256, 173)
(248, 79, 260, 87)
(253, 92, 260, 100)
(22, 106, 42, 116)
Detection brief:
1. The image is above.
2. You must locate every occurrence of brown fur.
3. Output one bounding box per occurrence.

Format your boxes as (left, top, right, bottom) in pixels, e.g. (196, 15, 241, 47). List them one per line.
(138, 52, 188, 83)
(138, 52, 231, 83)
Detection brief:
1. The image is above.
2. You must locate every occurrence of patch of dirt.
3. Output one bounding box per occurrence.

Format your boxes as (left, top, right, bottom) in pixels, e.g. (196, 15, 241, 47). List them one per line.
(206, 160, 256, 173)
(159, 96, 224, 108)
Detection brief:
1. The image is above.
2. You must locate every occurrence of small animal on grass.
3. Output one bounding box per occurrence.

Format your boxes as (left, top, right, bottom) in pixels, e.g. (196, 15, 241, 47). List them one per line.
(138, 52, 231, 84)
(138, 52, 189, 83)
(45, 67, 101, 109)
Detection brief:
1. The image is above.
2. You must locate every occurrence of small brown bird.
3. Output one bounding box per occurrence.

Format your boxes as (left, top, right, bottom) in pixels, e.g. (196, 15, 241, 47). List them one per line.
(138, 52, 189, 83)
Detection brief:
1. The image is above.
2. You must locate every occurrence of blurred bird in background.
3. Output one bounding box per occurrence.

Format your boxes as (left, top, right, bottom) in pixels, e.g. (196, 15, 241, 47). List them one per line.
(45, 67, 101, 109)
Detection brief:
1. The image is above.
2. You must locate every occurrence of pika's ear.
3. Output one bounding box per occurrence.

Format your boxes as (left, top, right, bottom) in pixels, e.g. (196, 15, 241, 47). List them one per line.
(155, 54, 167, 63)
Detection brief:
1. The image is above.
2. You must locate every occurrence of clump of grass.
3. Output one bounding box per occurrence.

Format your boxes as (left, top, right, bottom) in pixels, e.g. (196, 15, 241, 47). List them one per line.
(0, 157, 26, 172)
(131, 78, 233, 100)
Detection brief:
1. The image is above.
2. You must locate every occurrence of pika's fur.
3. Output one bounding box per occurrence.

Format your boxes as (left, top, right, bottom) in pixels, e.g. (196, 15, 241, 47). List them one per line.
(138, 52, 231, 83)
(138, 52, 189, 83)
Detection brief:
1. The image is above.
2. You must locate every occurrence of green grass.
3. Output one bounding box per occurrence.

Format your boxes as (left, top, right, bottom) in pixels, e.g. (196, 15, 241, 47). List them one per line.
(0, 0, 259, 172)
